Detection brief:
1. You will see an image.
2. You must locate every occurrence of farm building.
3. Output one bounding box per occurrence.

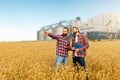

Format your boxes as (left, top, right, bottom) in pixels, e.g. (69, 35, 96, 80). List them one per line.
(37, 13, 120, 40)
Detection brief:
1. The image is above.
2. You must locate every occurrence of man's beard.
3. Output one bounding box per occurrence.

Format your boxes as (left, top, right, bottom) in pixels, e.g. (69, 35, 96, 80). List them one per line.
(62, 33, 67, 37)
(73, 31, 77, 34)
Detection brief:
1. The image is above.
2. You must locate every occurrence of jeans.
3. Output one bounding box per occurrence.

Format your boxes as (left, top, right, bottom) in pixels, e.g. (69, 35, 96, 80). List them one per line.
(55, 55, 68, 68)
(73, 57, 85, 69)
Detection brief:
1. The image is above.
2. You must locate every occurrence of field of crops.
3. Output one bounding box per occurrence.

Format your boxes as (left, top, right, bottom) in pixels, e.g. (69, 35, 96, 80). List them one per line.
(0, 40, 120, 80)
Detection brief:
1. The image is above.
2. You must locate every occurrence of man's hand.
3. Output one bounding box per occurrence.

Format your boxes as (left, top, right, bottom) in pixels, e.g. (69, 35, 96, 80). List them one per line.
(64, 46, 71, 49)
(76, 49, 80, 53)
(44, 31, 49, 36)
(71, 47, 75, 51)
(63, 46, 68, 49)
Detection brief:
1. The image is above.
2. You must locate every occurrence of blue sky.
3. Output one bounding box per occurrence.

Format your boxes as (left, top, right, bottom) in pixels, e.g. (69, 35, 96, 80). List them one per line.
(0, 0, 120, 41)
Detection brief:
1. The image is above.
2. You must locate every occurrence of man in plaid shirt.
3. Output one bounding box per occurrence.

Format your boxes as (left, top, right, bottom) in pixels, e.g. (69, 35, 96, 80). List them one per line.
(44, 27, 70, 69)
(71, 26, 89, 69)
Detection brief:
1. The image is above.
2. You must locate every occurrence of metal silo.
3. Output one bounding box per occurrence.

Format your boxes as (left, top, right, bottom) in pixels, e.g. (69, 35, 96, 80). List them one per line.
(68, 20, 74, 34)
(53, 24, 65, 35)
(44, 26, 53, 40)
(37, 27, 45, 40)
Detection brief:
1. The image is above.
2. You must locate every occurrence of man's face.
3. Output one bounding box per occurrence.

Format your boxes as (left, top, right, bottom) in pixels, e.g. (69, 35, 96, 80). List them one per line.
(72, 27, 78, 34)
(62, 29, 68, 36)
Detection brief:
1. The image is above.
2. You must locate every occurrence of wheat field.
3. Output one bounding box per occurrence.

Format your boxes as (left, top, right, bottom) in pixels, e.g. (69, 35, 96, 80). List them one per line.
(0, 40, 120, 80)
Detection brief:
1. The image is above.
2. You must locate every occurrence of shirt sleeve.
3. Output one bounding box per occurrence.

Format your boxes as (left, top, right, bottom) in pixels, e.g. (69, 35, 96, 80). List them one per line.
(48, 33, 59, 40)
(79, 34, 89, 51)
(72, 38, 74, 47)
(67, 40, 72, 51)
(68, 40, 70, 46)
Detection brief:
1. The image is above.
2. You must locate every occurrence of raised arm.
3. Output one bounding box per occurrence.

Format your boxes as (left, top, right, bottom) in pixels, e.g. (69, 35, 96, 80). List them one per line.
(44, 31, 59, 40)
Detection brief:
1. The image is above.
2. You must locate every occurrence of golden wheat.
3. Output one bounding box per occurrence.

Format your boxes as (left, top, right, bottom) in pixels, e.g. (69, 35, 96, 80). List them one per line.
(0, 40, 120, 80)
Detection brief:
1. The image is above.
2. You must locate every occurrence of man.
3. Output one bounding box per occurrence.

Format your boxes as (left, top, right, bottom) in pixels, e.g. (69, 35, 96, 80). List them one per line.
(71, 26, 89, 70)
(44, 27, 70, 69)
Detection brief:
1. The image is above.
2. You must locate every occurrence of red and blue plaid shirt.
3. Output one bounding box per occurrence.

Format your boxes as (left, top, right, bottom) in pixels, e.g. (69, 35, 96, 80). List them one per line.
(48, 33, 70, 57)
(72, 34, 89, 57)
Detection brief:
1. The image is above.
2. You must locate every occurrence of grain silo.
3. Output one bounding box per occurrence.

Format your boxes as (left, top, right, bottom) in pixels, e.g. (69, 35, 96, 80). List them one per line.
(68, 20, 76, 34)
(37, 27, 45, 40)
(53, 24, 65, 35)
(44, 26, 53, 40)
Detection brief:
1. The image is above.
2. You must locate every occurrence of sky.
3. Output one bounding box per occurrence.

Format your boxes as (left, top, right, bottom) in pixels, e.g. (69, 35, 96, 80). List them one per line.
(0, 0, 120, 41)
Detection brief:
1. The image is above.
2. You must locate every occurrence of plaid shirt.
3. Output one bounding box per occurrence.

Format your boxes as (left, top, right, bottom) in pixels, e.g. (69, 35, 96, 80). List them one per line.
(72, 34, 89, 57)
(48, 33, 70, 57)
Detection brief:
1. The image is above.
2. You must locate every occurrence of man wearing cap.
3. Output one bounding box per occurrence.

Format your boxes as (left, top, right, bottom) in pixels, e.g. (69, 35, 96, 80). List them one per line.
(71, 26, 89, 70)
